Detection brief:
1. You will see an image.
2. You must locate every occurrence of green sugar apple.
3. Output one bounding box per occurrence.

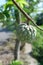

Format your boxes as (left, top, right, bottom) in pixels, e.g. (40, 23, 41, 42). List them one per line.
(16, 23, 37, 43)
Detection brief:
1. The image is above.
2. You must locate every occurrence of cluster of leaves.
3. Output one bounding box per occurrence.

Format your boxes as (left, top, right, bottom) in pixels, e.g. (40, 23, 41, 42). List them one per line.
(32, 28, 43, 63)
(35, 13, 43, 25)
(0, 0, 41, 26)
(0, 0, 29, 27)
(23, 0, 40, 14)
(16, 0, 28, 8)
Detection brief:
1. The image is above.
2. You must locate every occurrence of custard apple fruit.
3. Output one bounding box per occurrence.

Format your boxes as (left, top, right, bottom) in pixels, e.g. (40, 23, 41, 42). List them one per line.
(16, 23, 36, 43)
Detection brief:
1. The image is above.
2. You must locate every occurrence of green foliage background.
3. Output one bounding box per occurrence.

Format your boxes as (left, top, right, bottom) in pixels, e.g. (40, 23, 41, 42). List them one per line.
(0, 0, 43, 65)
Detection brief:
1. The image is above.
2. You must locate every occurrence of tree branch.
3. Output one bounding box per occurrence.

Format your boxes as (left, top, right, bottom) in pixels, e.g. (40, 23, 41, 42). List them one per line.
(12, 0, 43, 31)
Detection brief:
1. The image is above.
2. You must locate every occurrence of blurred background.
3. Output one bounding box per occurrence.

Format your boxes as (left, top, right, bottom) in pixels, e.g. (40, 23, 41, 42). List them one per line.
(0, 0, 43, 65)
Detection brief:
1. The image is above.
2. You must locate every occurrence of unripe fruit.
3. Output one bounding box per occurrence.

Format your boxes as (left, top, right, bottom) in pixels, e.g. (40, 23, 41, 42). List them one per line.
(16, 23, 36, 43)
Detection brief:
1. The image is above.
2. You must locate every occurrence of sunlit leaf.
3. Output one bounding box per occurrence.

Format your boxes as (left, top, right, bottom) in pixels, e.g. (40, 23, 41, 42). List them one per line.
(4, 1, 13, 9)
(16, 0, 29, 8)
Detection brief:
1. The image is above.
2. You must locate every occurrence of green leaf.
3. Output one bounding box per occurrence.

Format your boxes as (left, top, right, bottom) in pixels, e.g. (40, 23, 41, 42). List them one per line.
(0, 12, 5, 20)
(3, 10, 10, 18)
(16, 0, 29, 8)
(4, 1, 13, 9)
(19, 1, 29, 6)
(20, 4, 23, 8)
(10, 60, 23, 65)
